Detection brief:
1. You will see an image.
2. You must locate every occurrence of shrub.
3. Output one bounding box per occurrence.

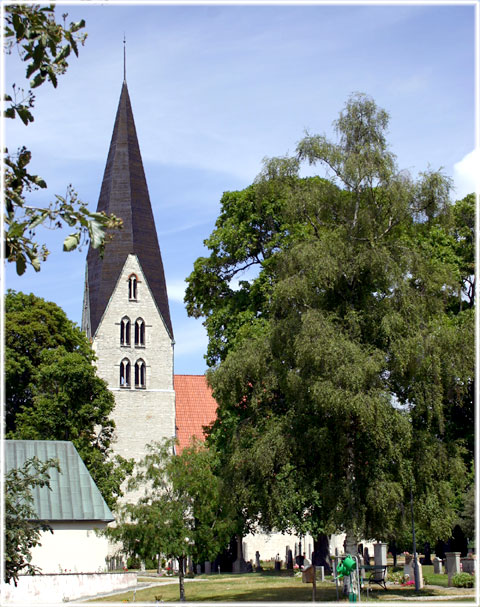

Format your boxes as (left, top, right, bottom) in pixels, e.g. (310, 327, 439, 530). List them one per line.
(452, 572, 474, 588)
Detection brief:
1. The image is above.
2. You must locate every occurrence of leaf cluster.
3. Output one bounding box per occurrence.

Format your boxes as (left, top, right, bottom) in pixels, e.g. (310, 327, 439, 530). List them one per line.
(5, 290, 132, 509)
(4, 5, 122, 274)
(108, 439, 234, 567)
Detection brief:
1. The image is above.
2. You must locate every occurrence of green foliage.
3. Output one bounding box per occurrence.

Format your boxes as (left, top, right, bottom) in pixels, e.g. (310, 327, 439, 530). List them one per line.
(4, 456, 60, 585)
(452, 572, 475, 588)
(5, 290, 132, 509)
(106, 439, 234, 601)
(186, 93, 474, 544)
(4, 4, 122, 274)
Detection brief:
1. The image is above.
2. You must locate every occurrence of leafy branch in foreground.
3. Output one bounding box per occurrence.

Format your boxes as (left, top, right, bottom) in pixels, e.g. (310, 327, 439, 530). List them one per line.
(5, 456, 60, 586)
(4, 4, 122, 274)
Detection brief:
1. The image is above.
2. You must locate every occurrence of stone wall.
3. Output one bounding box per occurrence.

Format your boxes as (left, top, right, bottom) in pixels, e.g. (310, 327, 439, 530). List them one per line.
(2, 572, 136, 604)
(93, 254, 176, 478)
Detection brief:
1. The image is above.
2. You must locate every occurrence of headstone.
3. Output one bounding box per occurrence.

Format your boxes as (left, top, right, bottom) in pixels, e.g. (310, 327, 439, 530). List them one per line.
(318, 565, 325, 582)
(461, 557, 476, 574)
(374, 542, 387, 582)
(255, 551, 262, 572)
(404, 554, 414, 581)
(287, 549, 294, 570)
(302, 565, 316, 583)
(445, 552, 461, 586)
(205, 561, 211, 574)
(415, 559, 424, 589)
(232, 535, 247, 573)
(433, 556, 443, 574)
(196, 564, 202, 575)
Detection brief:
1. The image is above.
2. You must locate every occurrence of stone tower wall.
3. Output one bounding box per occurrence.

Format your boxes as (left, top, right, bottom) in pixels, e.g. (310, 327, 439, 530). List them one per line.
(92, 254, 175, 466)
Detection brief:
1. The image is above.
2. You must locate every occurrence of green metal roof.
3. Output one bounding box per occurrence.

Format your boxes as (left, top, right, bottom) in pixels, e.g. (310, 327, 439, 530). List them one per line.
(5, 440, 114, 522)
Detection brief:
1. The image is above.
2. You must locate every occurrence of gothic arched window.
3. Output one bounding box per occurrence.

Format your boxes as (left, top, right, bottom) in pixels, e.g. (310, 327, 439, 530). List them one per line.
(120, 358, 131, 388)
(135, 359, 146, 389)
(120, 317, 131, 346)
(128, 274, 138, 301)
(135, 318, 145, 347)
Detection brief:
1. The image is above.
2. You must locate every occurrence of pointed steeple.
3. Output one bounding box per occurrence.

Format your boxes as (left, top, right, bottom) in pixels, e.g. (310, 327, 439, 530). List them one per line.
(84, 82, 173, 339)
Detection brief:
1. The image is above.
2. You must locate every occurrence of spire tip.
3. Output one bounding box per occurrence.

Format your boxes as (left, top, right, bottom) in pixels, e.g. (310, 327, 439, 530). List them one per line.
(123, 34, 126, 83)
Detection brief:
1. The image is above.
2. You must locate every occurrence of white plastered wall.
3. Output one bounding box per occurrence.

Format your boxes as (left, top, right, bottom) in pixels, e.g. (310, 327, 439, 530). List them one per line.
(243, 531, 378, 563)
(29, 522, 110, 574)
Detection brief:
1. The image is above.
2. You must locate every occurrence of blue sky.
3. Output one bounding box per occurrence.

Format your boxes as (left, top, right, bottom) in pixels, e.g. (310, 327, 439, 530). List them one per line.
(4, 2, 478, 374)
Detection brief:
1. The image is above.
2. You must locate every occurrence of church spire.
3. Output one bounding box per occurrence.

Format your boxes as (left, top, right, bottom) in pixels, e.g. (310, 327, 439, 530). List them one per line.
(123, 34, 126, 83)
(83, 81, 173, 340)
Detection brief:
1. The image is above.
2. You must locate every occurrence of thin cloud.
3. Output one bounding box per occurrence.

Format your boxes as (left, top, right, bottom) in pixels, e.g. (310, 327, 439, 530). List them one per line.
(453, 149, 479, 198)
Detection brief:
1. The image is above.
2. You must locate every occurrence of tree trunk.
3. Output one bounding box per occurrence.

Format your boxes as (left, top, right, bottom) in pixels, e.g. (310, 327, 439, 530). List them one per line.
(178, 556, 186, 601)
(313, 534, 332, 574)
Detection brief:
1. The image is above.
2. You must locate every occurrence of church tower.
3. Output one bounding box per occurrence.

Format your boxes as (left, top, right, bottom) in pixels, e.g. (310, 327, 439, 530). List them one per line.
(82, 77, 175, 465)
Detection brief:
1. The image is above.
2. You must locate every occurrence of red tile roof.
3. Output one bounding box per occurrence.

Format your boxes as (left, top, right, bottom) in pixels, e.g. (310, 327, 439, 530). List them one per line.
(174, 375, 218, 453)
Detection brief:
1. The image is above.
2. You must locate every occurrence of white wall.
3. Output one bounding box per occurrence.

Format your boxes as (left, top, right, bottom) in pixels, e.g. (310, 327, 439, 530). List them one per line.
(243, 530, 378, 564)
(2, 572, 136, 604)
(28, 522, 110, 574)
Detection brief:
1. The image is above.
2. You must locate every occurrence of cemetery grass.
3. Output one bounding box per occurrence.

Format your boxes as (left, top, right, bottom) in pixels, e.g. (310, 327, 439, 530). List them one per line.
(92, 572, 339, 602)
(90, 570, 475, 603)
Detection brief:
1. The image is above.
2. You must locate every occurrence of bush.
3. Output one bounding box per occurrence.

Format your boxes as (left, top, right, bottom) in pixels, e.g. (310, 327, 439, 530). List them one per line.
(452, 572, 474, 588)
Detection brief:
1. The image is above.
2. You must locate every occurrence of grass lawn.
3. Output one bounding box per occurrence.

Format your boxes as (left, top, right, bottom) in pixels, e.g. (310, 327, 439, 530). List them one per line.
(87, 569, 476, 603)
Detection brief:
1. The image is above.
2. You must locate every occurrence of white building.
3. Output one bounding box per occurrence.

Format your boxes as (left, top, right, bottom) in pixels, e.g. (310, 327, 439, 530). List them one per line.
(5, 440, 114, 574)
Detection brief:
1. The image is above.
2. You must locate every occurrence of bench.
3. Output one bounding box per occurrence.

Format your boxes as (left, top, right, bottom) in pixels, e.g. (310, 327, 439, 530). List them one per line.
(363, 564, 388, 590)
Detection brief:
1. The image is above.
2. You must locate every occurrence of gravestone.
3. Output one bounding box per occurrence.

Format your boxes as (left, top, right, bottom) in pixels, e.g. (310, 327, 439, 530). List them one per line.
(287, 548, 294, 570)
(232, 535, 247, 573)
(461, 557, 475, 574)
(196, 564, 202, 575)
(374, 542, 387, 583)
(204, 561, 211, 574)
(255, 551, 262, 572)
(275, 554, 281, 571)
(404, 554, 414, 581)
(445, 552, 461, 586)
(433, 556, 443, 574)
(415, 559, 424, 589)
(318, 565, 325, 582)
